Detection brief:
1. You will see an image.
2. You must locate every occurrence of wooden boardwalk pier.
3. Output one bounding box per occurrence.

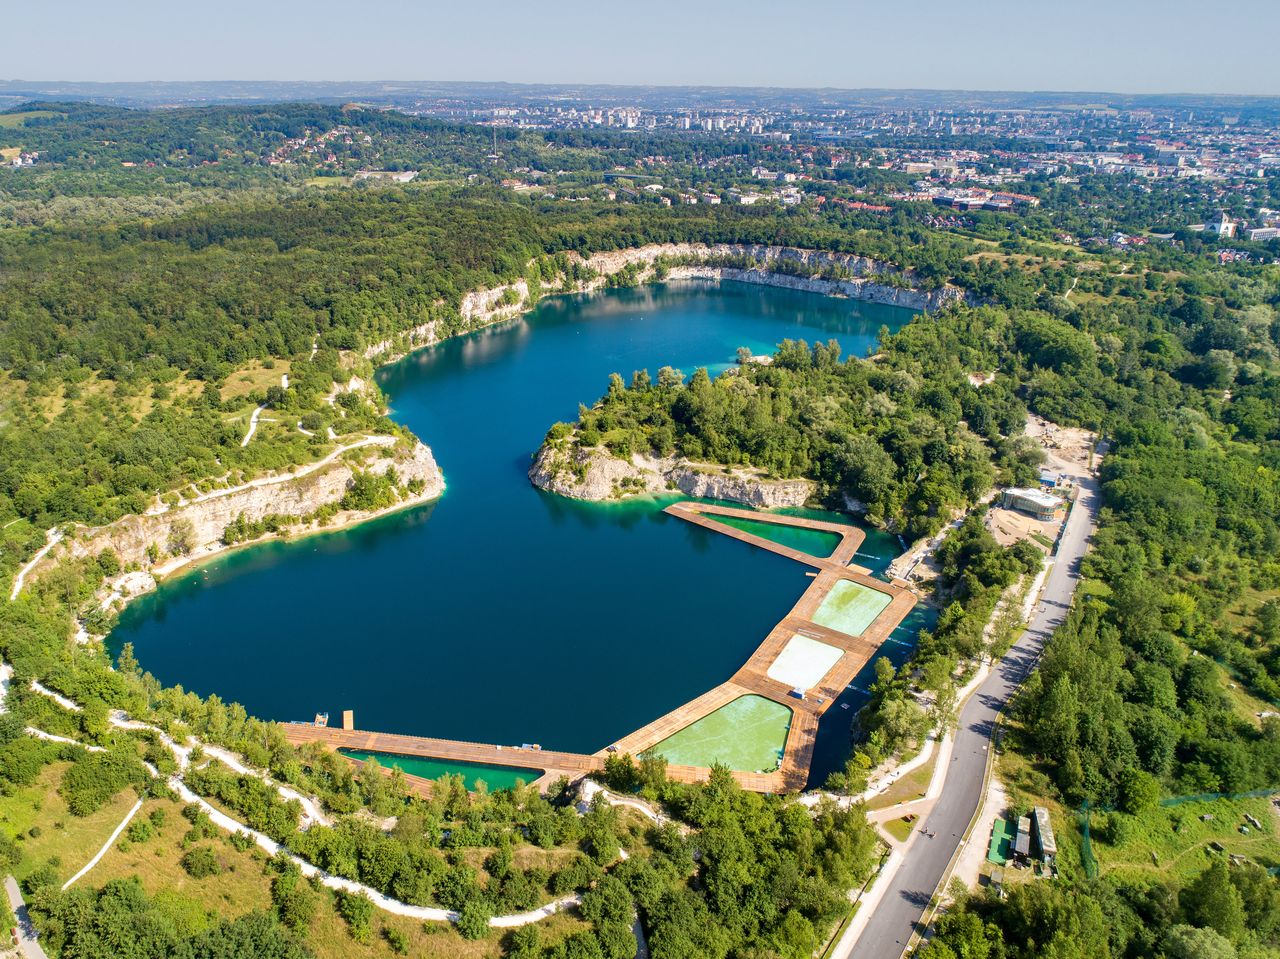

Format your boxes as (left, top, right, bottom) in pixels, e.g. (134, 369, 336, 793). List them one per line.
(287, 501, 918, 796)
(601, 503, 916, 791)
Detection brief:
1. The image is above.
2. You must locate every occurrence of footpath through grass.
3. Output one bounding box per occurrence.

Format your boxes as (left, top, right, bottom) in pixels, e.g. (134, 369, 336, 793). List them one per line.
(1086, 795, 1280, 882)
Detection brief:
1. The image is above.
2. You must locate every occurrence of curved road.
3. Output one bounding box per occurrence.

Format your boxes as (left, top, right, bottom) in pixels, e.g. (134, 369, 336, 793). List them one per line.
(843, 473, 1100, 959)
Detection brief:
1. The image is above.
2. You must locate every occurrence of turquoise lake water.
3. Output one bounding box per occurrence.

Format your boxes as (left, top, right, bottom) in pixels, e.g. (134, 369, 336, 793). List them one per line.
(110, 280, 919, 770)
(337, 749, 539, 792)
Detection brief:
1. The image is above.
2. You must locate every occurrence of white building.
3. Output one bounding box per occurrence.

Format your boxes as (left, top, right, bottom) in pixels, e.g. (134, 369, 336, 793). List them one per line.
(1002, 487, 1065, 521)
(1205, 212, 1237, 238)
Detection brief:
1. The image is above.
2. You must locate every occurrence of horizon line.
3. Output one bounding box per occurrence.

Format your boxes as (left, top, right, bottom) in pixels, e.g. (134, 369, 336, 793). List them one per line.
(2, 79, 1278, 102)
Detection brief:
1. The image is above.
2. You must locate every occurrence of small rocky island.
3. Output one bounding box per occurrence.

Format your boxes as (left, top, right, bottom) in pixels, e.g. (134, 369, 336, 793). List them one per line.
(529, 440, 813, 507)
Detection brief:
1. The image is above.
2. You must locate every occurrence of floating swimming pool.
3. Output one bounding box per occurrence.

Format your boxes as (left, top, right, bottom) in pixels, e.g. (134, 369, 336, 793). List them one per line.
(338, 749, 540, 792)
(812, 579, 893, 637)
(651, 695, 792, 773)
(714, 515, 842, 558)
(767, 635, 844, 691)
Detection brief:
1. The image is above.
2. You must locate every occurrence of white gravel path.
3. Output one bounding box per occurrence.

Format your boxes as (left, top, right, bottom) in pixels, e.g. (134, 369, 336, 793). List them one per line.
(8, 527, 62, 601)
(240, 405, 266, 447)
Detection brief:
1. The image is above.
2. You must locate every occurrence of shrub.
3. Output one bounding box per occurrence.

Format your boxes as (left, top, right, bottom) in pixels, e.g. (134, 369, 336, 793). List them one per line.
(228, 830, 256, 852)
(337, 890, 374, 942)
(59, 750, 147, 817)
(0, 833, 21, 872)
(181, 846, 221, 879)
(125, 818, 153, 844)
(384, 926, 410, 954)
(271, 860, 317, 932)
(456, 899, 492, 941)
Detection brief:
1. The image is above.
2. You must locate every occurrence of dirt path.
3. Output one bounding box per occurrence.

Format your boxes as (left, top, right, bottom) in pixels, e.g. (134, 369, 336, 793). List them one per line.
(8, 528, 62, 601)
(240, 405, 265, 447)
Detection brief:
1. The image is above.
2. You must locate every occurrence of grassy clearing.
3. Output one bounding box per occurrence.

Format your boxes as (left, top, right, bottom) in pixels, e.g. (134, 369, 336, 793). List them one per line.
(0, 766, 592, 958)
(0, 110, 63, 128)
(303, 905, 590, 959)
(881, 816, 916, 843)
(89, 795, 271, 916)
(20, 372, 204, 423)
(995, 735, 1280, 883)
(1087, 796, 1280, 883)
(305, 176, 350, 188)
(220, 359, 292, 403)
(94, 791, 593, 958)
(1217, 661, 1278, 729)
(0, 762, 142, 886)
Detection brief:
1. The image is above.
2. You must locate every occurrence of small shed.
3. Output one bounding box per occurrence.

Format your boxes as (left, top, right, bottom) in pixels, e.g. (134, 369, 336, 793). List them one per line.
(1014, 815, 1032, 862)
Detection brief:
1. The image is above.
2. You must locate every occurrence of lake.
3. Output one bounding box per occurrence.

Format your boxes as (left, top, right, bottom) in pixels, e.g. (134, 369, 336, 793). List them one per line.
(111, 280, 919, 777)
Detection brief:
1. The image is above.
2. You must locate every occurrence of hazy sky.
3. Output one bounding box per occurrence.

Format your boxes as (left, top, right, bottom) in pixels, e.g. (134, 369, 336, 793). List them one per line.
(8, 0, 1278, 96)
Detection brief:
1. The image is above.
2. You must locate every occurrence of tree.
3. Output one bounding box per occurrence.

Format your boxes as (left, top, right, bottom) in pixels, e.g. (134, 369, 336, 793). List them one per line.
(1117, 767, 1161, 814)
(181, 846, 221, 879)
(173, 911, 314, 959)
(167, 518, 196, 556)
(1162, 924, 1238, 959)
(919, 910, 996, 959)
(1182, 861, 1246, 943)
(456, 899, 492, 940)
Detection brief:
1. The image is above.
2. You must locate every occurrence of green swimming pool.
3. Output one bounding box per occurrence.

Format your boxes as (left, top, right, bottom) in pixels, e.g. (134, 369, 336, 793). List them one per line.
(338, 749, 540, 792)
(812, 579, 893, 637)
(714, 515, 842, 558)
(651, 695, 792, 773)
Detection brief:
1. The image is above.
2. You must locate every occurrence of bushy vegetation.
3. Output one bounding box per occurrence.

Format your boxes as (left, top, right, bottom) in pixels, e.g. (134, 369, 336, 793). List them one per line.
(549, 327, 1036, 539)
(29, 877, 313, 959)
(921, 857, 1280, 959)
(58, 747, 148, 816)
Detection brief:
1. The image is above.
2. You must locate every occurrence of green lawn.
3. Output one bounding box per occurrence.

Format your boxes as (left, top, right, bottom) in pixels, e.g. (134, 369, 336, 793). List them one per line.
(865, 751, 936, 811)
(1088, 796, 1280, 882)
(883, 816, 916, 843)
(813, 580, 893, 637)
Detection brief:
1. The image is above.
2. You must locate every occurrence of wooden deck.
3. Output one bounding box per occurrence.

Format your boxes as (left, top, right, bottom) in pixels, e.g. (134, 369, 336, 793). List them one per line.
(282, 502, 918, 796)
(597, 557, 916, 791)
(282, 722, 780, 792)
(664, 501, 867, 568)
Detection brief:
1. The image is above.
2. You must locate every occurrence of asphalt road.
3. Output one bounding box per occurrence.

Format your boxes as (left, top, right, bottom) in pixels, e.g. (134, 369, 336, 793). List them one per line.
(844, 474, 1100, 959)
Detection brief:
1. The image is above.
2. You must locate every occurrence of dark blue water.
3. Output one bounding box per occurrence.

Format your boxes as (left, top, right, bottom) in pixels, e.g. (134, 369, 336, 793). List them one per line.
(111, 281, 918, 756)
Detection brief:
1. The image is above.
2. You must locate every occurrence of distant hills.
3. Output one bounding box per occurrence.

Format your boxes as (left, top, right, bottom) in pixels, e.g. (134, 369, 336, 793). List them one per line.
(1, 79, 1278, 115)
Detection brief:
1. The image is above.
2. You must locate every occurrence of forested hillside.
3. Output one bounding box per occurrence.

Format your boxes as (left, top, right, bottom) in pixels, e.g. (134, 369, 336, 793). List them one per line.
(1, 101, 1279, 959)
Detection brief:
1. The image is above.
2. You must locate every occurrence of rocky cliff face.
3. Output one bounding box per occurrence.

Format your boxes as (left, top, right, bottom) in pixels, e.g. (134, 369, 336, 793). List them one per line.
(454, 243, 965, 333)
(661, 264, 956, 311)
(52, 441, 445, 578)
(363, 321, 440, 361)
(529, 444, 812, 508)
